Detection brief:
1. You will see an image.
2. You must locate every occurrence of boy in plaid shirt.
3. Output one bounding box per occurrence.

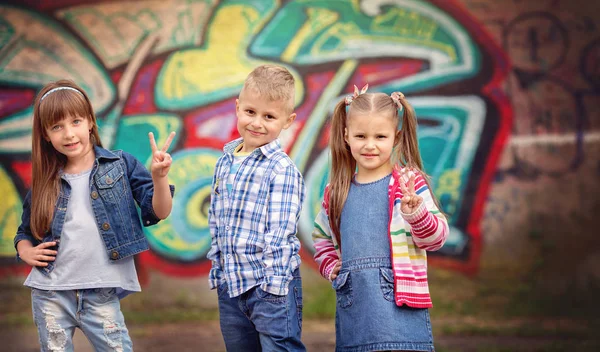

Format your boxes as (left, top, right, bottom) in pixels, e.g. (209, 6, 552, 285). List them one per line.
(207, 65, 306, 351)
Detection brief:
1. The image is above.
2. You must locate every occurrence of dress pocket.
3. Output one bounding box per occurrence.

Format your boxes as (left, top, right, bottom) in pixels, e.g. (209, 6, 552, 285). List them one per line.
(332, 271, 353, 308)
(379, 267, 395, 302)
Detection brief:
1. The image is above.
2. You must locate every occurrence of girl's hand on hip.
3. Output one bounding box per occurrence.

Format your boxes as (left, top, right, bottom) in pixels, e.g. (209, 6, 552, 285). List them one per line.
(149, 131, 176, 179)
(400, 170, 423, 214)
(19, 242, 57, 267)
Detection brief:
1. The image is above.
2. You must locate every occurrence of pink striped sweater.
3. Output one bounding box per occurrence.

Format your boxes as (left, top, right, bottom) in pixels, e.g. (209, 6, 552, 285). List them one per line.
(312, 168, 449, 308)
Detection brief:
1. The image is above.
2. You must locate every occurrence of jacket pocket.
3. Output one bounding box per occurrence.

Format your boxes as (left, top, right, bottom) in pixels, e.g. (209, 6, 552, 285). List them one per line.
(332, 271, 353, 309)
(379, 267, 395, 302)
(95, 165, 126, 203)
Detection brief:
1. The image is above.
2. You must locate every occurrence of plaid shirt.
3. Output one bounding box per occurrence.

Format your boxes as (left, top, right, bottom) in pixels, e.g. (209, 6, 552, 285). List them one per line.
(207, 138, 305, 297)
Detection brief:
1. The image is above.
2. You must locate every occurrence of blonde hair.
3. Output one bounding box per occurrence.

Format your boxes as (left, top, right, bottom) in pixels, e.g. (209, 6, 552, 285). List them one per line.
(328, 91, 439, 239)
(242, 64, 295, 112)
(30, 79, 102, 240)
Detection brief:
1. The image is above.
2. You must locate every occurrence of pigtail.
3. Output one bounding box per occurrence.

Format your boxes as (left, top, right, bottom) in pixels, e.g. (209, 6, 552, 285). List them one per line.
(328, 99, 355, 242)
(392, 92, 446, 219)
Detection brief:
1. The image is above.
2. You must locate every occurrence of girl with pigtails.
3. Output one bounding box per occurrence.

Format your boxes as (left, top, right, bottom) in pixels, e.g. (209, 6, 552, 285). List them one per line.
(312, 85, 448, 352)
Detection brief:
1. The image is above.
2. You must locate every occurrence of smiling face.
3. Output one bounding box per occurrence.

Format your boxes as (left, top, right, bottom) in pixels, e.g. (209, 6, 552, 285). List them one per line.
(235, 87, 296, 153)
(344, 112, 399, 182)
(45, 114, 94, 166)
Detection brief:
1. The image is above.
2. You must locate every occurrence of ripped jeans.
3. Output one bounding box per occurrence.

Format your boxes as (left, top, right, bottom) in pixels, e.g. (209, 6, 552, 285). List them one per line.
(31, 288, 132, 352)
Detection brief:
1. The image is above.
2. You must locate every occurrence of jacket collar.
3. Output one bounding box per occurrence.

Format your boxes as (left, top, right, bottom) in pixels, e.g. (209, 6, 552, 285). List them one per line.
(94, 145, 120, 161)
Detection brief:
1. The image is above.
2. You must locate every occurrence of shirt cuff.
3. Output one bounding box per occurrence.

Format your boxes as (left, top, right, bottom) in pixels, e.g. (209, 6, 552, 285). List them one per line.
(400, 202, 428, 225)
(208, 267, 224, 290)
(260, 275, 292, 296)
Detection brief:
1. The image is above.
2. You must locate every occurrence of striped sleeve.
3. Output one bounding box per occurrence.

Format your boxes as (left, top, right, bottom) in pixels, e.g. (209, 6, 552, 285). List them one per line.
(400, 173, 449, 251)
(312, 186, 340, 281)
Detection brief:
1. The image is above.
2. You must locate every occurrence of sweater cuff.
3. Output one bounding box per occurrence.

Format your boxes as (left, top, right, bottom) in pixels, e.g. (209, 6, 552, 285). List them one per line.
(401, 202, 428, 225)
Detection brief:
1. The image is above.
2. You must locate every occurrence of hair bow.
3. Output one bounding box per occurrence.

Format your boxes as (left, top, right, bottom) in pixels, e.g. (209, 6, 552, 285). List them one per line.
(390, 91, 405, 111)
(345, 84, 369, 105)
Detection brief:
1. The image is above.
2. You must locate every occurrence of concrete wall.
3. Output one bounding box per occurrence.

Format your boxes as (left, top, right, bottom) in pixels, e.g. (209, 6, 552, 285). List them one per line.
(0, 0, 598, 309)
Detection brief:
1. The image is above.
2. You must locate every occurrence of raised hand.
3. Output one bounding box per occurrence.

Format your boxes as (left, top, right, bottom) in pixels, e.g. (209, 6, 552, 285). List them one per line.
(18, 241, 57, 267)
(149, 131, 176, 179)
(399, 169, 423, 214)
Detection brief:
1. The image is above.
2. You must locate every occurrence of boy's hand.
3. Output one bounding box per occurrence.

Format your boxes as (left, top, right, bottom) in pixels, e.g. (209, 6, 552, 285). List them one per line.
(19, 242, 57, 267)
(400, 171, 423, 214)
(149, 131, 176, 179)
(330, 261, 342, 280)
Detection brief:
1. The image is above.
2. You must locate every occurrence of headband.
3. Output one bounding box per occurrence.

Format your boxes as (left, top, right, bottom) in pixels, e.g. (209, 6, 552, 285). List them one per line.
(40, 87, 84, 102)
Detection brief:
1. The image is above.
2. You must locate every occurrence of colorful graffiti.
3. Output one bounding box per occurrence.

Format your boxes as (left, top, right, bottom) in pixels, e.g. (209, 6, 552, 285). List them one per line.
(0, 0, 511, 278)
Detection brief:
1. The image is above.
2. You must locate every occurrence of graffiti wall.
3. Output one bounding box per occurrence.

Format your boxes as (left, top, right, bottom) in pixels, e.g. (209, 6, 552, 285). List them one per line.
(0, 0, 597, 281)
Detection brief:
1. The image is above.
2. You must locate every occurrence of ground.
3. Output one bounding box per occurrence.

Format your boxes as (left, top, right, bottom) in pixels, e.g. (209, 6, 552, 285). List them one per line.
(3, 319, 599, 352)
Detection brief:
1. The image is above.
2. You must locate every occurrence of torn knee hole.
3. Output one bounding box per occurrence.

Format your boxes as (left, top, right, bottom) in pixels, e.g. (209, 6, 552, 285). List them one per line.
(44, 313, 67, 351)
(103, 318, 124, 351)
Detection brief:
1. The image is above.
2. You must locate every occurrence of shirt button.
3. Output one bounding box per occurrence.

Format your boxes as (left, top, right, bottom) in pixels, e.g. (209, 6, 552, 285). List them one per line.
(91, 191, 98, 199)
(102, 223, 110, 230)
(106, 176, 113, 184)
(227, 254, 232, 259)
(225, 226, 230, 230)
(111, 251, 119, 259)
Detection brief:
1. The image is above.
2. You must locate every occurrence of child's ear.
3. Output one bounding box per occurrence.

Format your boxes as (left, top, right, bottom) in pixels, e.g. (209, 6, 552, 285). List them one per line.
(235, 99, 240, 113)
(394, 130, 401, 146)
(344, 128, 349, 143)
(283, 112, 296, 130)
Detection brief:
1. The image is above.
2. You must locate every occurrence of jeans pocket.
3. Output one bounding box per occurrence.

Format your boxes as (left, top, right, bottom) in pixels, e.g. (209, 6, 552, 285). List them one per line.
(256, 287, 287, 303)
(379, 267, 395, 302)
(93, 287, 117, 303)
(332, 271, 353, 309)
(31, 288, 56, 298)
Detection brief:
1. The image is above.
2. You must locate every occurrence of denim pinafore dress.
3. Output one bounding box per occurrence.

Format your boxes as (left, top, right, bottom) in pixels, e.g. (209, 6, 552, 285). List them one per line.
(333, 174, 434, 352)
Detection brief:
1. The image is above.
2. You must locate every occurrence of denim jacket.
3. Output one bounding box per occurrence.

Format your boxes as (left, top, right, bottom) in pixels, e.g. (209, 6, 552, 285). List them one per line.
(14, 146, 175, 275)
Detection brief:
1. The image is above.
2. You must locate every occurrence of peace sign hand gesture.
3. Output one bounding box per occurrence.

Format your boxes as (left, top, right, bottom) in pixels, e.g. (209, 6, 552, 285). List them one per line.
(399, 169, 423, 214)
(149, 131, 176, 179)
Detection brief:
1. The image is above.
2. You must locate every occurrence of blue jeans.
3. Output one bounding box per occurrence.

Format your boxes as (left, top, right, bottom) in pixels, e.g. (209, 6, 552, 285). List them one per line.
(217, 270, 305, 351)
(31, 288, 133, 352)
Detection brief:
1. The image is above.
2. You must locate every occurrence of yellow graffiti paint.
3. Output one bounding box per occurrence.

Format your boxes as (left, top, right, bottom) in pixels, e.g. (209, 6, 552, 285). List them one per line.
(161, 5, 264, 99)
(435, 169, 462, 214)
(186, 185, 210, 229)
(0, 166, 21, 257)
(158, 2, 304, 108)
(372, 8, 438, 40)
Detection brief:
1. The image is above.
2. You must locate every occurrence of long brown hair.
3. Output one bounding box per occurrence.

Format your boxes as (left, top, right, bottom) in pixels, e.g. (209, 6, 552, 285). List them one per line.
(328, 91, 441, 240)
(30, 80, 102, 240)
